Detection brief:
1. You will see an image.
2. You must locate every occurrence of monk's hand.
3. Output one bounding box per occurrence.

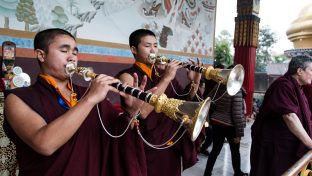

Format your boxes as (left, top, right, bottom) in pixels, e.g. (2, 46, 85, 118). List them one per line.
(186, 58, 202, 83)
(87, 74, 120, 105)
(162, 60, 183, 82)
(130, 118, 139, 129)
(121, 73, 148, 115)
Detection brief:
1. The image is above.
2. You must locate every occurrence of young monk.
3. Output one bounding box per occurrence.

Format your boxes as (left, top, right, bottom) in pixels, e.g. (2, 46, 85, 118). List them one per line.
(3, 28, 149, 176)
(117, 29, 203, 176)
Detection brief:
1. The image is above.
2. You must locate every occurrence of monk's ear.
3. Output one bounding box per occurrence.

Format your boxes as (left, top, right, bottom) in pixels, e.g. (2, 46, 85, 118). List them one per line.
(35, 49, 45, 63)
(297, 67, 305, 76)
(130, 46, 137, 55)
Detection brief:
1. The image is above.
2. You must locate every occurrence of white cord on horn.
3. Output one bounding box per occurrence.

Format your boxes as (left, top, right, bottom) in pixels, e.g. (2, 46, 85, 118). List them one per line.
(96, 104, 140, 138)
(137, 127, 187, 150)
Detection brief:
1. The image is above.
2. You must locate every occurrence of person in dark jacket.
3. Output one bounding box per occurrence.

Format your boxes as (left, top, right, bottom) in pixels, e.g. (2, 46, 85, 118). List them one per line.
(199, 64, 225, 156)
(203, 65, 247, 176)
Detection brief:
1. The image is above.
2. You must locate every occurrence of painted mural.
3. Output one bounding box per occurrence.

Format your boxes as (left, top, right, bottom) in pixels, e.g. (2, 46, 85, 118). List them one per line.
(0, 0, 216, 57)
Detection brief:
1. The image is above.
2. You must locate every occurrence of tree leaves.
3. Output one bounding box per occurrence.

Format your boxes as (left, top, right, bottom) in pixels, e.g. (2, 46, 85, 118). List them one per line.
(214, 30, 233, 67)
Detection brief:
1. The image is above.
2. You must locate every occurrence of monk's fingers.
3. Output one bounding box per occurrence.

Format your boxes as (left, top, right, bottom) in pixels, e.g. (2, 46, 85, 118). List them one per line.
(139, 75, 147, 90)
(196, 57, 202, 65)
(133, 73, 139, 87)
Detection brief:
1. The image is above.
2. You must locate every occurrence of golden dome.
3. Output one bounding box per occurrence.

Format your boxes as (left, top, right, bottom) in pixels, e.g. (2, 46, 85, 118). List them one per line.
(286, 3, 312, 48)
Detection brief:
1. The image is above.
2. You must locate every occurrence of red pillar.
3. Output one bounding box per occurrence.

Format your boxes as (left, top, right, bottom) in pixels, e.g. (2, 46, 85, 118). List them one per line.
(233, 0, 260, 117)
(234, 47, 256, 116)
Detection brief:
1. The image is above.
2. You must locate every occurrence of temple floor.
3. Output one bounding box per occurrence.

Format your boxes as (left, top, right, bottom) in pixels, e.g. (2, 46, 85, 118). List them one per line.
(183, 119, 253, 176)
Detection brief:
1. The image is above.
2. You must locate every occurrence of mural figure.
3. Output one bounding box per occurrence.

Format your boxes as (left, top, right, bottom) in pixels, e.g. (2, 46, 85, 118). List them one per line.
(202, 0, 216, 12)
(181, 10, 192, 28)
(32, 0, 94, 35)
(0, 0, 216, 57)
(159, 25, 173, 48)
(90, 0, 105, 10)
(186, 0, 196, 9)
(180, 3, 198, 29)
(100, 0, 136, 16)
(143, 1, 162, 17)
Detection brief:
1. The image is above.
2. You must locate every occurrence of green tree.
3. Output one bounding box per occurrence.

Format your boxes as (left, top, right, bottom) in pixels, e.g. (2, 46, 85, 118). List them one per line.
(272, 54, 289, 63)
(256, 26, 278, 72)
(52, 6, 69, 28)
(15, 0, 38, 31)
(214, 30, 233, 67)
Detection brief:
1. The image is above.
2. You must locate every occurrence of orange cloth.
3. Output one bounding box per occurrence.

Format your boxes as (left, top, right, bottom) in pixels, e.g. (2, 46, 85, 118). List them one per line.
(135, 61, 155, 80)
(39, 74, 77, 108)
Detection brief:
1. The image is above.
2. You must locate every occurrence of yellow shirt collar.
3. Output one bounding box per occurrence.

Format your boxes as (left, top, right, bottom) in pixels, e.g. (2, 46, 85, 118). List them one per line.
(39, 74, 77, 107)
(135, 61, 154, 80)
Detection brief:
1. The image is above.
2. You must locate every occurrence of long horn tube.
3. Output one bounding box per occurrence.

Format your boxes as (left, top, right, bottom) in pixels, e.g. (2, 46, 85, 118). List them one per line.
(148, 54, 245, 96)
(149, 54, 226, 81)
(65, 61, 211, 141)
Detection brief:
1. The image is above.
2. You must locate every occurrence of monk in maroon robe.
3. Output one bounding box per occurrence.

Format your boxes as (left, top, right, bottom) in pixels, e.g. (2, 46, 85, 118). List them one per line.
(4, 76, 147, 176)
(3, 28, 147, 176)
(118, 29, 203, 176)
(250, 56, 312, 176)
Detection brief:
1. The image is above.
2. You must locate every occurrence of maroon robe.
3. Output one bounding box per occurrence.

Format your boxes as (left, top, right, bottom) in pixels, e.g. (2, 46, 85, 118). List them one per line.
(303, 84, 312, 111)
(117, 65, 202, 176)
(3, 76, 147, 176)
(250, 74, 312, 176)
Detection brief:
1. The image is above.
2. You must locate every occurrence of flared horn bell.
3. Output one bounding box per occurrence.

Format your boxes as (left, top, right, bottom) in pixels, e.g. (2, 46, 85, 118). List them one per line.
(150, 94, 211, 141)
(226, 64, 245, 96)
(178, 97, 211, 141)
(203, 64, 245, 96)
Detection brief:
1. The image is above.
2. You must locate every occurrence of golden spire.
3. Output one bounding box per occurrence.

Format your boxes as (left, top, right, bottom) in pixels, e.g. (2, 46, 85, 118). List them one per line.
(286, 3, 312, 49)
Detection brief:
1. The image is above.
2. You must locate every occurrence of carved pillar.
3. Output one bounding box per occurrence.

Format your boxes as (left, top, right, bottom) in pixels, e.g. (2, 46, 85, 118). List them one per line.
(234, 0, 260, 117)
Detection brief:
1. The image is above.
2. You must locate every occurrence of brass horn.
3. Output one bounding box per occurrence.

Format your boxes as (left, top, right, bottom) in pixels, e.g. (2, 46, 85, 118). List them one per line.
(148, 54, 245, 96)
(65, 62, 211, 141)
(204, 64, 245, 96)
